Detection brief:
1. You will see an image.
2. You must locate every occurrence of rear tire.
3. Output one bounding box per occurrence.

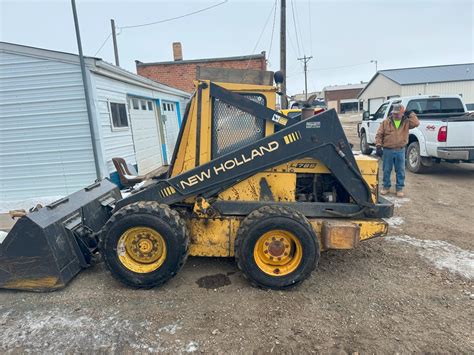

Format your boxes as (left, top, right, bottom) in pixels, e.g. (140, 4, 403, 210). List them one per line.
(406, 141, 427, 173)
(234, 206, 319, 290)
(100, 201, 189, 288)
(360, 131, 373, 155)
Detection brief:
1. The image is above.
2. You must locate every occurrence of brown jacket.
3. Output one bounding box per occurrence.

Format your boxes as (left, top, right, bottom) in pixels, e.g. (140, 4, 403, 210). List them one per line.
(375, 113, 420, 149)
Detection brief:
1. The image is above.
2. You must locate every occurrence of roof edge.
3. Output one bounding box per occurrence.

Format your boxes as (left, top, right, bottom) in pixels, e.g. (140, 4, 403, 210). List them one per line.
(136, 52, 266, 67)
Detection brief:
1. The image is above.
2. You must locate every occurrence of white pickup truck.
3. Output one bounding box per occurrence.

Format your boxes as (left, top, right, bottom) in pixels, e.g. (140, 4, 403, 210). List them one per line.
(358, 95, 474, 173)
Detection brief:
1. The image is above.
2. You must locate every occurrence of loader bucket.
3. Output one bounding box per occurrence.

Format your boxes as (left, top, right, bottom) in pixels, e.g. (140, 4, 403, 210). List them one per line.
(0, 179, 121, 292)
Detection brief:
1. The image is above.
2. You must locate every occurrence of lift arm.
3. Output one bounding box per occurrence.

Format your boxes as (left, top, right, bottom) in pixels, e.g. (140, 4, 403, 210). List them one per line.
(114, 108, 389, 218)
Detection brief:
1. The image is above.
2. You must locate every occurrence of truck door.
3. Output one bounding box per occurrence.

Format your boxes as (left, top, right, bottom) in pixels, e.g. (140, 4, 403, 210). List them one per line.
(368, 102, 389, 143)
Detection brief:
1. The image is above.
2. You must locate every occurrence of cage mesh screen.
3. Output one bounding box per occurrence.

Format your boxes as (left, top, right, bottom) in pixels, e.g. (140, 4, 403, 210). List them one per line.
(211, 94, 266, 158)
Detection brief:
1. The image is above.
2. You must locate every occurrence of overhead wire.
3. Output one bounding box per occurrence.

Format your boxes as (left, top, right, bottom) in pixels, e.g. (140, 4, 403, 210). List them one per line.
(308, 0, 313, 56)
(290, 0, 301, 57)
(245, 0, 277, 70)
(119, 0, 228, 29)
(267, 0, 278, 63)
(92, 1, 228, 57)
(292, 0, 306, 56)
(94, 32, 112, 57)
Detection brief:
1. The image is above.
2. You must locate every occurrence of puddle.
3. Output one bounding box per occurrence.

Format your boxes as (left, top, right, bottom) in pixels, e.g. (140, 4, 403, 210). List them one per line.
(196, 273, 231, 289)
(386, 235, 474, 279)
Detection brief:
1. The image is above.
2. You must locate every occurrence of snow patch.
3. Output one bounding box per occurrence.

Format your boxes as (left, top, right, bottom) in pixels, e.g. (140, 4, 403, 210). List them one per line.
(0, 231, 7, 244)
(386, 235, 474, 279)
(158, 324, 181, 335)
(186, 341, 199, 352)
(0, 308, 186, 352)
(383, 195, 411, 208)
(384, 216, 404, 228)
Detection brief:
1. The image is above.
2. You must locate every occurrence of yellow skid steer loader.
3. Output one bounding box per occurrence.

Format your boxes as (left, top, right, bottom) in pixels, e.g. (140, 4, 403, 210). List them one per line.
(0, 68, 393, 291)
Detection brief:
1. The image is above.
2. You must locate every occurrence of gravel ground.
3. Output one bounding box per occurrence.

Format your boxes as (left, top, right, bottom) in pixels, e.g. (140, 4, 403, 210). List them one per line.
(1, 112, 473, 353)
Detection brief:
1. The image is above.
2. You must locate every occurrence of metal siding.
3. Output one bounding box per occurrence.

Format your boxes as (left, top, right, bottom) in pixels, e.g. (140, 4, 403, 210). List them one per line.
(401, 81, 474, 104)
(0, 51, 96, 201)
(359, 74, 402, 111)
(380, 64, 474, 85)
(91, 72, 186, 175)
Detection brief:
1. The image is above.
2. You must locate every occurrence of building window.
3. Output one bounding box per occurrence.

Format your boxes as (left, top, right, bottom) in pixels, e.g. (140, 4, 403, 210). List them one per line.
(140, 100, 147, 110)
(147, 101, 153, 110)
(110, 102, 128, 128)
(162, 103, 167, 111)
(131, 98, 139, 110)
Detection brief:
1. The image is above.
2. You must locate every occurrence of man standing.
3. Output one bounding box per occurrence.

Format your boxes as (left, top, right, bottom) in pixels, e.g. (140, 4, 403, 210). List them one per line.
(375, 104, 419, 197)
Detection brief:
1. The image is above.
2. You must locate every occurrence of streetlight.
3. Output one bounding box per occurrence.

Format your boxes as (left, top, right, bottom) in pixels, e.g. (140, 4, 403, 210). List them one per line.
(370, 59, 378, 72)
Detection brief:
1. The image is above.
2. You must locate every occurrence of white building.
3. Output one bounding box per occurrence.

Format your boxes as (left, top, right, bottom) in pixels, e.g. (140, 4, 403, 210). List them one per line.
(358, 63, 474, 114)
(0, 42, 190, 201)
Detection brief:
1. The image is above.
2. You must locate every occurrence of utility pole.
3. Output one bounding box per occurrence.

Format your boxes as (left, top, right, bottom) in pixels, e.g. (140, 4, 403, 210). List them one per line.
(280, 0, 287, 109)
(298, 55, 313, 100)
(111, 19, 120, 66)
(71, 0, 102, 179)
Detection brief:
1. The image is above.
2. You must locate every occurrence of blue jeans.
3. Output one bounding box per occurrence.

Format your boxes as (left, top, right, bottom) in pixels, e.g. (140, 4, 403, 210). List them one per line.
(382, 148, 405, 191)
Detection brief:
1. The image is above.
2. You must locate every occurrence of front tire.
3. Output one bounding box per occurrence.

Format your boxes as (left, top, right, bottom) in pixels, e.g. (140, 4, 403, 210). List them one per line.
(100, 201, 189, 288)
(235, 206, 319, 290)
(360, 131, 373, 155)
(406, 141, 427, 173)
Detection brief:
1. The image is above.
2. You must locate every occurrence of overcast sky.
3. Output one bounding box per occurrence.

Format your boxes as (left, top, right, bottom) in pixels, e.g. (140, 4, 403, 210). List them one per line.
(0, 0, 472, 94)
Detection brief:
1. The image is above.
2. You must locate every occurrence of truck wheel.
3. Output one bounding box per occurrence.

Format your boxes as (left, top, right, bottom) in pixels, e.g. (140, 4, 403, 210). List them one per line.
(406, 141, 427, 173)
(234, 206, 319, 290)
(360, 131, 373, 155)
(100, 202, 189, 288)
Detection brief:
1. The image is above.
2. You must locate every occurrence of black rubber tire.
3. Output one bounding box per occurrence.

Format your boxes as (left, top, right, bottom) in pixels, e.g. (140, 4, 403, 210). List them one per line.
(360, 131, 373, 155)
(100, 201, 189, 288)
(406, 141, 427, 173)
(234, 205, 319, 290)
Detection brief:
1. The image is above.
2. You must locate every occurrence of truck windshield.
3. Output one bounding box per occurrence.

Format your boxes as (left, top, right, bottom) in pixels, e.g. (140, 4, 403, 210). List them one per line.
(406, 98, 464, 114)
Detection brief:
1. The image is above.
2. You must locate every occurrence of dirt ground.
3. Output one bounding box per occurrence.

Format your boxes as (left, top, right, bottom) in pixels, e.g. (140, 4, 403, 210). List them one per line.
(1, 113, 473, 353)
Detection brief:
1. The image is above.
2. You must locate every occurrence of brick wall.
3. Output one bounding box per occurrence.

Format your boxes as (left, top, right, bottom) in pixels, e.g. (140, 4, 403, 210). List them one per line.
(136, 56, 267, 93)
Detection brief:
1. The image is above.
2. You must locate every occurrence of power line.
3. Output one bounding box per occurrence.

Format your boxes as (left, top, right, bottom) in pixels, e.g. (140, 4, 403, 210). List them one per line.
(290, 0, 301, 57)
(267, 0, 278, 62)
(292, 0, 305, 56)
(119, 0, 228, 29)
(308, 0, 313, 56)
(247, 0, 277, 68)
(94, 32, 112, 56)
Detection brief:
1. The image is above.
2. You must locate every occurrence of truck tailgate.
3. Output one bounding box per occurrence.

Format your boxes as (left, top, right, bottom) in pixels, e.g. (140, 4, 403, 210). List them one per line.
(446, 116, 474, 147)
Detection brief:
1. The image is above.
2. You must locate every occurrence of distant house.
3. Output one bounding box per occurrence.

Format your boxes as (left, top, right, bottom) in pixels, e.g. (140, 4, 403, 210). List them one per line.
(0, 42, 190, 201)
(322, 83, 366, 113)
(136, 42, 267, 93)
(358, 63, 474, 114)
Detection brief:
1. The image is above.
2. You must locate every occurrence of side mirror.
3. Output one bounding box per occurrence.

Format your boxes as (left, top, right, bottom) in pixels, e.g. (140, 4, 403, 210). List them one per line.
(362, 111, 370, 120)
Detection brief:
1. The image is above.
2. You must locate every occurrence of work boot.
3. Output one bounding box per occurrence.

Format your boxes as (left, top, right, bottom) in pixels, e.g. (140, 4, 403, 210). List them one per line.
(380, 188, 389, 195)
(396, 190, 404, 197)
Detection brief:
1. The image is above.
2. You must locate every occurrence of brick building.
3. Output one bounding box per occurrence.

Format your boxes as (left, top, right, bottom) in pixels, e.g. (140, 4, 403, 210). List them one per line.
(136, 42, 267, 93)
(322, 83, 366, 113)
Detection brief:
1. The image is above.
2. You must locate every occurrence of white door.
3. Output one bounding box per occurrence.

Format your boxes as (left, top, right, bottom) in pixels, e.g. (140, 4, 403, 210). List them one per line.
(160, 100, 180, 162)
(368, 102, 389, 143)
(129, 98, 163, 174)
(368, 97, 384, 114)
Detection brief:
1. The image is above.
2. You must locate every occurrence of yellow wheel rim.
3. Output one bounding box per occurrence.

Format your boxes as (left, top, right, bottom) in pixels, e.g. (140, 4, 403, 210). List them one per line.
(253, 229, 303, 276)
(117, 227, 167, 273)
